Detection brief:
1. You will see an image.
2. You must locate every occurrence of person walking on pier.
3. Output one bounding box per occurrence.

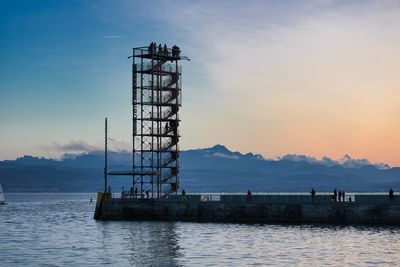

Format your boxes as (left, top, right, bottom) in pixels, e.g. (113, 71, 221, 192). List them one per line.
(338, 190, 342, 202)
(310, 188, 316, 202)
(247, 190, 253, 201)
(121, 186, 125, 199)
(342, 191, 346, 202)
(182, 189, 186, 200)
(333, 188, 337, 202)
(389, 188, 394, 201)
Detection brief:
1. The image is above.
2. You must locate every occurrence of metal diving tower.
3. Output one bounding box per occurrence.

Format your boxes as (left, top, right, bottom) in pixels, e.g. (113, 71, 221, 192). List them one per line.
(108, 44, 189, 198)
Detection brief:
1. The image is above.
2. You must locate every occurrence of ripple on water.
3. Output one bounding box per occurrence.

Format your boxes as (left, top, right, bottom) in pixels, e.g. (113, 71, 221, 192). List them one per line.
(1, 193, 400, 266)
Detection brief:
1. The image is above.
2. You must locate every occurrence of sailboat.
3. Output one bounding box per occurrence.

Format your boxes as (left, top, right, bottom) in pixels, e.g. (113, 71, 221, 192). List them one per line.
(0, 184, 6, 204)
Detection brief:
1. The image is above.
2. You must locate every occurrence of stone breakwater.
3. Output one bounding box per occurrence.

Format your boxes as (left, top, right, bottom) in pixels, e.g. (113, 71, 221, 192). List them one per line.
(94, 193, 400, 225)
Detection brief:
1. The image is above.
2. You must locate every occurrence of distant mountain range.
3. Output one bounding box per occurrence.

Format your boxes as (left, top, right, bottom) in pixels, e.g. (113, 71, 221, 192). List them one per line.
(0, 144, 399, 192)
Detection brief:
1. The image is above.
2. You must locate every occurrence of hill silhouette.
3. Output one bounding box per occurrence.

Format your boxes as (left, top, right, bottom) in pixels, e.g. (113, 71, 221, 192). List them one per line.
(0, 145, 399, 192)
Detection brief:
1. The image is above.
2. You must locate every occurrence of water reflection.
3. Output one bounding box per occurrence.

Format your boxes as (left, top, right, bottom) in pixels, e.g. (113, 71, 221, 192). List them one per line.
(127, 222, 181, 266)
(98, 221, 181, 266)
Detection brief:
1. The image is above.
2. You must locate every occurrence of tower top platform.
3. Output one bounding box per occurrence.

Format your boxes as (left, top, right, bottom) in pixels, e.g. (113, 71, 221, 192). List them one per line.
(129, 46, 190, 61)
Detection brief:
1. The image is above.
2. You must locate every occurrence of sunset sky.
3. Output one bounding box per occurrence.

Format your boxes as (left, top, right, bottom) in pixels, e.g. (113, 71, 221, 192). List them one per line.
(1, 0, 400, 166)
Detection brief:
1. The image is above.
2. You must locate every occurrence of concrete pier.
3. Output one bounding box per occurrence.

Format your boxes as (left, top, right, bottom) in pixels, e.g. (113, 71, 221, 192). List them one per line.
(94, 193, 400, 225)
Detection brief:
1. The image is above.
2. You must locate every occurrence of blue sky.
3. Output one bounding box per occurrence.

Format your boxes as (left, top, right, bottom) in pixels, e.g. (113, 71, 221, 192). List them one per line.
(1, 0, 400, 166)
(1, 0, 165, 158)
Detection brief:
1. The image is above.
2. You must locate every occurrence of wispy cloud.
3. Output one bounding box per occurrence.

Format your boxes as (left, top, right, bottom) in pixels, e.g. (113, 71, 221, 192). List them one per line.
(280, 153, 390, 169)
(103, 35, 121, 39)
(107, 138, 131, 152)
(46, 141, 98, 152)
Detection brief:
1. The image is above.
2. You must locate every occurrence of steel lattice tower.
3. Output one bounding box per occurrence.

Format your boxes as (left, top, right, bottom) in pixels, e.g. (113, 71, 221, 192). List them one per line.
(127, 44, 188, 198)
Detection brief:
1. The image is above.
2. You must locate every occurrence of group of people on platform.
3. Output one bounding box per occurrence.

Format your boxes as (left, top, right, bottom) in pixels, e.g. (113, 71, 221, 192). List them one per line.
(309, 187, 397, 202)
(148, 42, 180, 57)
(332, 188, 346, 202)
(119, 186, 150, 199)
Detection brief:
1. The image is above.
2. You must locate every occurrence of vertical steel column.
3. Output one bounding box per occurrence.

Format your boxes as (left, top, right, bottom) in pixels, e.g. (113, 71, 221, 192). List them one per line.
(132, 49, 136, 190)
(140, 54, 144, 197)
(175, 59, 179, 193)
(157, 65, 161, 198)
(104, 117, 108, 193)
(150, 58, 155, 197)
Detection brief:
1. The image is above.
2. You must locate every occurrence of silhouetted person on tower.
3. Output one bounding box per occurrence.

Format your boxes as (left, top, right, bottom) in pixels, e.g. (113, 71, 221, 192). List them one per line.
(165, 122, 169, 134)
(163, 43, 168, 55)
(172, 45, 178, 57)
(158, 43, 162, 54)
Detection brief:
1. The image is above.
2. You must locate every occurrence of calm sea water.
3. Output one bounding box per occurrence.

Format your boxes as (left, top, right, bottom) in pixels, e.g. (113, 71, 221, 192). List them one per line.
(1, 193, 400, 266)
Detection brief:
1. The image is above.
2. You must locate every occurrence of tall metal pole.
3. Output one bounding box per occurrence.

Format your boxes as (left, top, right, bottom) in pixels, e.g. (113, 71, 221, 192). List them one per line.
(104, 117, 108, 193)
(132, 48, 136, 190)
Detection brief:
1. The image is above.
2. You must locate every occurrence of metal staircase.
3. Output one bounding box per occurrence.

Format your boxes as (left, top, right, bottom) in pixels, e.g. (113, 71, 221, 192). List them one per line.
(123, 45, 189, 198)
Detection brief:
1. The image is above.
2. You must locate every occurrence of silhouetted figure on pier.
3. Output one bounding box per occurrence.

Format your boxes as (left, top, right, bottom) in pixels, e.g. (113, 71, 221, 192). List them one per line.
(338, 191, 342, 202)
(121, 186, 125, 199)
(182, 189, 186, 200)
(342, 191, 346, 202)
(148, 42, 153, 54)
(311, 188, 316, 201)
(333, 188, 337, 202)
(389, 188, 394, 201)
(146, 190, 149, 199)
(134, 187, 138, 198)
(247, 190, 253, 201)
